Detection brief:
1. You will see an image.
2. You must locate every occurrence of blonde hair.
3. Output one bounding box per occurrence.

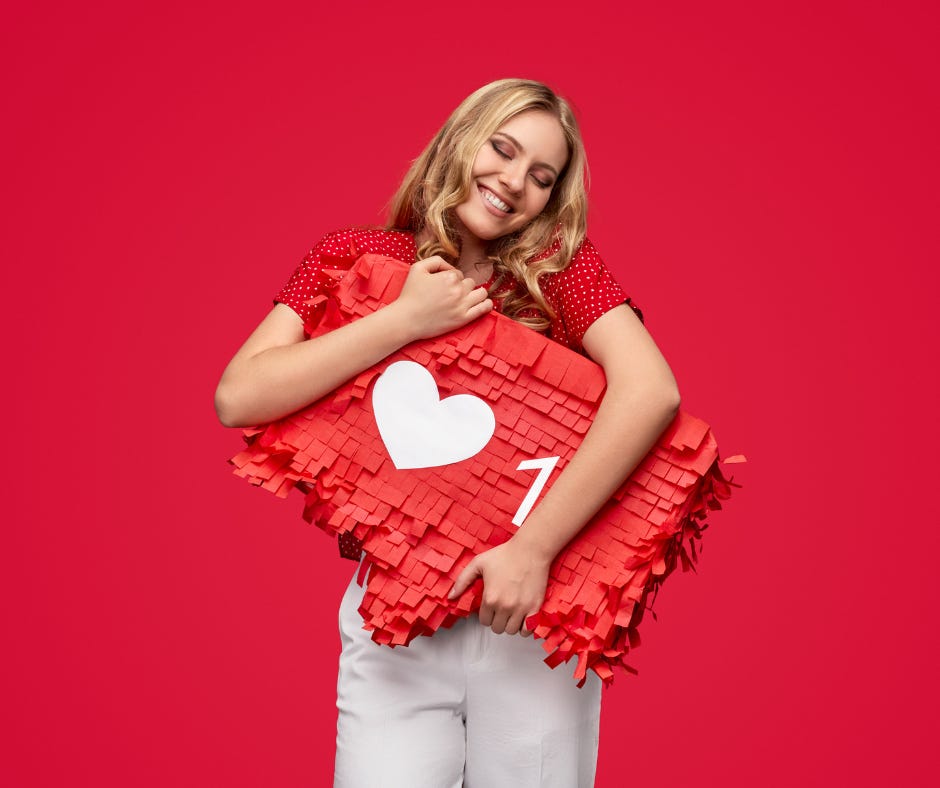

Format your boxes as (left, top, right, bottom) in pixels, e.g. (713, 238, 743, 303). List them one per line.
(387, 79, 589, 332)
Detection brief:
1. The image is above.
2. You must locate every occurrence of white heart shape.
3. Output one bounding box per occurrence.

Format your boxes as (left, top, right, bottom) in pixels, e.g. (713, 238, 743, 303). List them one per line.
(372, 360, 496, 470)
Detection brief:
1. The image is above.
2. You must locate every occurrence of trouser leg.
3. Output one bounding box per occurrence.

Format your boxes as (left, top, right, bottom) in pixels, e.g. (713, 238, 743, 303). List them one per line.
(463, 627, 602, 788)
(333, 570, 467, 788)
(333, 566, 603, 788)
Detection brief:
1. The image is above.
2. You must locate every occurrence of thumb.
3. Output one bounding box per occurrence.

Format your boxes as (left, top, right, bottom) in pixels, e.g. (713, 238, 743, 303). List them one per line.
(448, 557, 482, 599)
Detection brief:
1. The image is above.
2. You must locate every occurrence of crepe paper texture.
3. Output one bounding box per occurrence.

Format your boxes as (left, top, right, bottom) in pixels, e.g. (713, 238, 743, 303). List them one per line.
(230, 252, 737, 685)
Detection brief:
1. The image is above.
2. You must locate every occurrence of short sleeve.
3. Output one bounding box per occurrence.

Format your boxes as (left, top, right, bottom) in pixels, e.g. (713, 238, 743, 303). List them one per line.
(273, 228, 417, 333)
(542, 238, 641, 350)
(274, 238, 333, 327)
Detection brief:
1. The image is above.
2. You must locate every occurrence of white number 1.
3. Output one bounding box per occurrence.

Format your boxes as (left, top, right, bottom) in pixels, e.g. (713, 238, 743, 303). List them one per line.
(512, 456, 560, 527)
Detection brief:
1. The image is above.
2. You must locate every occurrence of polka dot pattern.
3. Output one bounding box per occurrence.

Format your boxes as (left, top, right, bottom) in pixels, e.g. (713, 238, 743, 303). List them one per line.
(274, 227, 640, 352)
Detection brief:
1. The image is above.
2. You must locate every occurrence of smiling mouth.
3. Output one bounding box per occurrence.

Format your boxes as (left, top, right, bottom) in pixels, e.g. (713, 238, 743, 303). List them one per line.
(479, 186, 513, 214)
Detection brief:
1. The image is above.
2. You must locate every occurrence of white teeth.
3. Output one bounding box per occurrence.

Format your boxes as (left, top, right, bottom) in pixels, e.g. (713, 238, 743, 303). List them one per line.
(481, 188, 511, 212)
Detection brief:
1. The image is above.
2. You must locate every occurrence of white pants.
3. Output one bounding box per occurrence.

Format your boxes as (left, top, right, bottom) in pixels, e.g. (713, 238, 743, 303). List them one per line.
(334, 565, 602, 787)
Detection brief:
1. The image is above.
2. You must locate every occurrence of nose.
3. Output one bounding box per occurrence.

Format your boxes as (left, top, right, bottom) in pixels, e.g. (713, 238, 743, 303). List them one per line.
(498, 161, 525, 195)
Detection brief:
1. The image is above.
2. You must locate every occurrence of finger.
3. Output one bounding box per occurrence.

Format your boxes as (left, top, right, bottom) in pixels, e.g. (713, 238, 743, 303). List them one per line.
(521, 612, 537, 637)
(489, 611, 510, 635)
(478, 603, 494, 627)
(419, 255, 456, 273)
(504, 612, 526, 636)
(448, 558, 481, 599)
(466, 298, 493, 319)
(412, 256, 437, 273)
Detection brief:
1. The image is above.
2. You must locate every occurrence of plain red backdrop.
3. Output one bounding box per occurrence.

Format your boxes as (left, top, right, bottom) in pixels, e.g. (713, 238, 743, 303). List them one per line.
(3, 1, 938, 786)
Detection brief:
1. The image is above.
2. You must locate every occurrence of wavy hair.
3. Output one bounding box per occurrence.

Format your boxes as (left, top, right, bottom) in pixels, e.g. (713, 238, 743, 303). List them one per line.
(387, 79, 589, 332)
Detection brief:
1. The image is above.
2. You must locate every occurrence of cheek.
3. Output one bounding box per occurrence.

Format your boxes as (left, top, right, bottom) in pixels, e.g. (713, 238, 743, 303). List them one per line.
(528, 188, 553, 218)
(471, 147, 498, 176)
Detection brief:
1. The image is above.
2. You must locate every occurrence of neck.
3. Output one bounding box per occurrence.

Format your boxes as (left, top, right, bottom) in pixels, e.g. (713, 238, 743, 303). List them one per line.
(416, 223, 493, 284)
(456, 239, 487, 270)
(454, 230, 492, 285)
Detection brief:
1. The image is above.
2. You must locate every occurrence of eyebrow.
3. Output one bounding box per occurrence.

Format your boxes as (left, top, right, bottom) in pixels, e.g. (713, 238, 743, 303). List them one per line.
(494, 132, 561, 178)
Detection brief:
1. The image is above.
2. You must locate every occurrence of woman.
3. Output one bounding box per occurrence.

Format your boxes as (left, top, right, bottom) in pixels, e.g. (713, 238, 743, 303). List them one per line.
(216, 79, 680, 787)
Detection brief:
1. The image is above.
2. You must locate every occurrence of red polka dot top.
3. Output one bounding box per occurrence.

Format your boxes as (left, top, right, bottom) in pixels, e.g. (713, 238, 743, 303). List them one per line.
(275, 227, 642, 352)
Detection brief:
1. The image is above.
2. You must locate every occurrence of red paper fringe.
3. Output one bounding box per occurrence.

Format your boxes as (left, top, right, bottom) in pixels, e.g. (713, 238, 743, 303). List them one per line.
(230, 253, 736, 685)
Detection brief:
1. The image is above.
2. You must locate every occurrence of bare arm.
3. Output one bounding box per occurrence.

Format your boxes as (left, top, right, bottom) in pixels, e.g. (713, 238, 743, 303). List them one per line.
(449, 303, 681, 635)
(215, 256, 493, 427)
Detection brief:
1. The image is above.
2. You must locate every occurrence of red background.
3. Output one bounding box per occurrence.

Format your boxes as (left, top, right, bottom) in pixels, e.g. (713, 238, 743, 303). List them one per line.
(3, 1, 938, 786)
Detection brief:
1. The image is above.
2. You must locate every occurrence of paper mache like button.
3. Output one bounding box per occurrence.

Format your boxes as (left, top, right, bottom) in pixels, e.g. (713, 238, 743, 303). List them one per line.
(230, 253, 740, 685)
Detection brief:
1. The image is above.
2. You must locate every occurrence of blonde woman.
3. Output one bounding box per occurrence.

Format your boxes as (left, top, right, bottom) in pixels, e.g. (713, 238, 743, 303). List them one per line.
(216, 79, 680, 787)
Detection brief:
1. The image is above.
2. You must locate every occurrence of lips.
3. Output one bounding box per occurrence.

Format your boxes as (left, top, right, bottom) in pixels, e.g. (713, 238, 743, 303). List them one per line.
(479, 185, 513, 214)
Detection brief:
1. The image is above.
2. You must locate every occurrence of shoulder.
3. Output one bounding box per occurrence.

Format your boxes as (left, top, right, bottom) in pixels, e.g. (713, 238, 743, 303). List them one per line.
(540, 236, 609, 290)
(538, 237, 645, 347)
(562, 236, 604, 273)
(558, 237, 645, 323)
(302, 226, 416, 263)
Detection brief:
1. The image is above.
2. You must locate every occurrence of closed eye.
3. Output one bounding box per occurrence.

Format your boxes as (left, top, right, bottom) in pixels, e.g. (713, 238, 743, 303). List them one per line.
(491, 141, 511, 159)
(491, 139, 554, 189)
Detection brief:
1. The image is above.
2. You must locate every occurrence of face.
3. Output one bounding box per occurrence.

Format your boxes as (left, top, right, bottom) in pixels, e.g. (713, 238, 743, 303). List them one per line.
(454, 109, 570, 246)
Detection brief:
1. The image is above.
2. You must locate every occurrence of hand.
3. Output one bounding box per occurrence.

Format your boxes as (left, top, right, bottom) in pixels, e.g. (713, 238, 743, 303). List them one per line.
(448, 538, 550, 636)
(388, 256, 493, 342)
